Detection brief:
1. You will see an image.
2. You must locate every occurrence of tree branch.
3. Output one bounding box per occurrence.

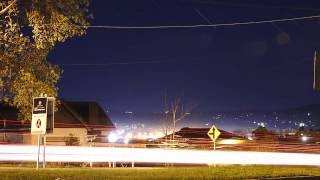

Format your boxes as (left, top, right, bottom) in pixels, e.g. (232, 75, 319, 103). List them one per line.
(176, 112, 189, 122)
(0, 0, 17, 15)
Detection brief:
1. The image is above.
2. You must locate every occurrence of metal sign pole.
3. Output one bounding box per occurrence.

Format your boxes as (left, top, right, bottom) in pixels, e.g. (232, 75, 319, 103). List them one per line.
(214, 140, 216, 167)
(207, 125, 220, 168)
(37, 134, 40, 170)
(90, 137, 93, 168)
(43, 135, 46, 168)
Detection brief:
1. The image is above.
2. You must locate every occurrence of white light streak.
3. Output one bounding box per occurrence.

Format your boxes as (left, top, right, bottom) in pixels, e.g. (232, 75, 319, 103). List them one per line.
(0, 145, 319, 166)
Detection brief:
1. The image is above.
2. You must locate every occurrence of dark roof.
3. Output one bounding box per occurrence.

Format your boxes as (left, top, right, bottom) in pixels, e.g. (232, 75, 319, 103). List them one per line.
(175, 127, 243, 139)
(0, 104, 26, 131)
(56, 101, 115, 130)
(252, 127, 277, 140)
(0, 101, 115, 131)
(159, 127, 244, 145)
(0, 104, 18, 120)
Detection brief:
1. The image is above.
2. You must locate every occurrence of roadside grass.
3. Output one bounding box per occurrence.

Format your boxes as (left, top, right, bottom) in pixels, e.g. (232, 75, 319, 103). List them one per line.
(0, 165, 319, 180)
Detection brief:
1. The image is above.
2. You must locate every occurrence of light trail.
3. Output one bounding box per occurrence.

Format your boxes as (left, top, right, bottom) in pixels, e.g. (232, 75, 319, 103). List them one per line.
(0, 145, 320, 166)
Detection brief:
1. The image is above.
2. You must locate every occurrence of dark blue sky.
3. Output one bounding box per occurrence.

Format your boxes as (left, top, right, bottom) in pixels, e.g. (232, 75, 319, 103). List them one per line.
(49, 0, 320, 113)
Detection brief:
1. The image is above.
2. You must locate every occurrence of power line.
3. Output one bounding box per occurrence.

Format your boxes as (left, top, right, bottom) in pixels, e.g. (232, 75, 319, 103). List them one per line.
(72, 14, 320, 29)
(184, 0, 320, 11)
(61, 60, 178, 67)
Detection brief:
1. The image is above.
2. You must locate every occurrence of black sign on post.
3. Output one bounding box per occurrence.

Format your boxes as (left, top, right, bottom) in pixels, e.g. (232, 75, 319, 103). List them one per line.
(33, 98, 48, 114)
(31, 97, 48, 135)
(31, 97, 54, 135)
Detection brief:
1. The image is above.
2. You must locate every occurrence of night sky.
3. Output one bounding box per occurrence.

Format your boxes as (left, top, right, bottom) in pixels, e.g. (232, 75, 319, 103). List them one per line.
(49, 0, 320, 114)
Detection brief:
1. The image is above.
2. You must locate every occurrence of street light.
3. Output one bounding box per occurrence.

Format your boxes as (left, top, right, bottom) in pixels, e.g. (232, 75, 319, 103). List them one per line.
(302, 136, 308, 142)
(108, 133, 118, 143)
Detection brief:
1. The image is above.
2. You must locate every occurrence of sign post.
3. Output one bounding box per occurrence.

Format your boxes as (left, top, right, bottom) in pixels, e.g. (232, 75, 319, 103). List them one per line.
(31, 96, 55, 169)
(207, 124, 221, 167)
(43, 135, 46, 168)
(37, 135, 41, 169)
(207, 124, 221, 151)
(31, 97, 48, 170)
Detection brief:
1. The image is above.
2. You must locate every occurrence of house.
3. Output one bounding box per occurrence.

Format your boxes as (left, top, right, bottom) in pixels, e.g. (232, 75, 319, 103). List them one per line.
(157, 127, 245, 148)
(0, 101, 115, 146)
(251, 126, 277, 141)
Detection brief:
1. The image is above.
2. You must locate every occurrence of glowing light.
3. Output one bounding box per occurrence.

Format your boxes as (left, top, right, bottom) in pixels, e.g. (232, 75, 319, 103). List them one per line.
(124, 133, 133, 139)
(117, 129, 125, 135)
(137, 132, 142, 139)
(0, 145, 319, 166)
(123, 138, 130, 144)
(219, 139, 244, 145)
(257, 122, 265, 127)
(302, 136, 308, 142)
(108, 133, 118, 143)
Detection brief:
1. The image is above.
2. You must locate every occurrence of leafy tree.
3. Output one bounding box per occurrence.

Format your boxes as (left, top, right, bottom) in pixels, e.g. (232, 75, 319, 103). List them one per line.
(0, 0, 91, 120)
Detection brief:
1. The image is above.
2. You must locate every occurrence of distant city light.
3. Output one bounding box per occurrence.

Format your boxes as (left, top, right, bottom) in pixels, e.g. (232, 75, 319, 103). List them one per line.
(257, 122, 265, 127)
(299, 123, 305, 127)
(123, 138, 130, 144)
(108, 124, 164, 143)
(301, 136, 308, 142)
(117, 129, 125, 135)
(124, 132, 133, 139)
(108, 133, 119, 143)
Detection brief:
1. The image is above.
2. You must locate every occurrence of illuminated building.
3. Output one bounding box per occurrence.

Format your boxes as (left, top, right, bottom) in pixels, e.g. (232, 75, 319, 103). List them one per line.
(0, 101, 115, 145)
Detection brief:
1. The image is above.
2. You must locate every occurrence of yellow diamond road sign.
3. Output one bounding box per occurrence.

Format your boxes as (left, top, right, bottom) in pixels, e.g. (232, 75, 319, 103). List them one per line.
(207, 124, 221, 141)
